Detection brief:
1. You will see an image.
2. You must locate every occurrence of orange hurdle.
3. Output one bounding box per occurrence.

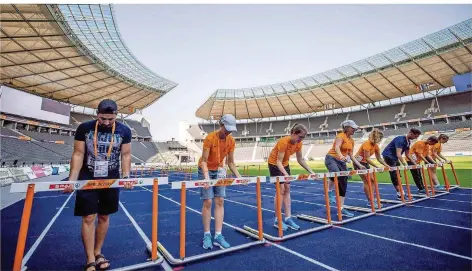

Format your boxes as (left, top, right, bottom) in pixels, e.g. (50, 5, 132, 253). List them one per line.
(395, 168, 405, 203)
(366, 172, 376, 212)
(427, 167, 436, 196)
(441, 164, 450, 192)
(333, 173, 342, 222)
(11, 178, 166, 271)
(256, 177, 263, 240)
(179, 182, 186, 259)
(372, 171, 382, 211)
(450, 162, 460, 185)
(323, 174, 332, 224)
(403, 168, 412, 202)
(275, 177, 284, 238)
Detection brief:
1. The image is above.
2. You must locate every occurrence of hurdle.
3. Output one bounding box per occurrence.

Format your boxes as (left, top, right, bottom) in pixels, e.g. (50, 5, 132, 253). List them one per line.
(10, 177, 168, 271)
(153, 176, 266, 265)
(242, 173, 333, 242)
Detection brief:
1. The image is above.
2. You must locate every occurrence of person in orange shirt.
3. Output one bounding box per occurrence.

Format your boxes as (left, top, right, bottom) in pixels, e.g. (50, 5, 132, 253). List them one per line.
(325, 120, 366, 218)
(267, 123, 314, 231)
(430, 134, 451, 164)
(407, 136, 439, 193)
(198, 114, 241, 250)
(354, 128, 389, 208)
(429, 134, 450, 190)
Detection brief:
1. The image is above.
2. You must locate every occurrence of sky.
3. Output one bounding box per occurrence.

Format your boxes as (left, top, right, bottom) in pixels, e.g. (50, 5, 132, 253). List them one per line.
(113, 4, 472, 141)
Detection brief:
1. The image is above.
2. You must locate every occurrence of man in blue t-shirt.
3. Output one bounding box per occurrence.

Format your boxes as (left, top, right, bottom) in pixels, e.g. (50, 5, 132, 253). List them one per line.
(382, 128, 421, 199)
(64, 99, 132, 271)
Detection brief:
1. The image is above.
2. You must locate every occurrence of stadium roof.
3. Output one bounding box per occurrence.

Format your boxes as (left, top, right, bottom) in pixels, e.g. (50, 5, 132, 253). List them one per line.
(196, 19, 472, 120)
(1, 4, 178, 114)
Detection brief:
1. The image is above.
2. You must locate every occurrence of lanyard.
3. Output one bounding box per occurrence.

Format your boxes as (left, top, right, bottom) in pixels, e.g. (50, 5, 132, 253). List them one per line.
(215, 133, 229, 167)
(94, 120, 116, 159)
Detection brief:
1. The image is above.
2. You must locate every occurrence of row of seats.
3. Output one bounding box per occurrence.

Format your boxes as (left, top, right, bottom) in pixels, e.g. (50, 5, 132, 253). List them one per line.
(195, 92, 471, 137)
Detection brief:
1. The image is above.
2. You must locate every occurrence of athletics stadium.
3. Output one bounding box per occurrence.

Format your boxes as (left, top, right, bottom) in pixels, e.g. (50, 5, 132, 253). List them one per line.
(1, 4, 471, 271)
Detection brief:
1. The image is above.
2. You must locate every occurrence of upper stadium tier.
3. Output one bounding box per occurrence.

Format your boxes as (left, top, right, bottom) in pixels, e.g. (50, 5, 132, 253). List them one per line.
(196, 19, 472, 120)
(0, 4, 178, 113)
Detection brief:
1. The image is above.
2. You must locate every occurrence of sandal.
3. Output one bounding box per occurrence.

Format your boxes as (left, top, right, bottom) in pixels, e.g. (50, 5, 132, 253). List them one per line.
(84, 262, 96, 271)
(95, 254, 110, 270)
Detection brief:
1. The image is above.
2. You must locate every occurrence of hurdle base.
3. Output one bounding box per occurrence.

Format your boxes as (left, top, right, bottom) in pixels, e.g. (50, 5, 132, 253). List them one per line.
(332, 211, 375, 225)
(152, 239, 265, 266)
(109, 257, 163, 271)
(343, 205, 372, 213)
(241, 223, 332, 242)
(296, 214, 330, 224)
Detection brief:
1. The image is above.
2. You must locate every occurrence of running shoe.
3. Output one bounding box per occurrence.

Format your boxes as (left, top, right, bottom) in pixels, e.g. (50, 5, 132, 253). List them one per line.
(213, 234, 230, 249)
(203, 233, 213, 249)
(274, 218, 288, 231)
(418, 189, 426, 194)
(435, 185, 445, 191)
(285, 217, 300, 230)
(328, 190, 336, 204)
(341, 208, 354, 218)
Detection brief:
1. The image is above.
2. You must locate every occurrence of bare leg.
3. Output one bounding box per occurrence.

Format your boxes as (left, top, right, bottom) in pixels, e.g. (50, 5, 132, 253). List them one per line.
(214, 197, 224, 233)
(94, 215, 110, 269)
(82, 214, 96, 270)
(202, 199, 212, 232)
(282, 183, 291, 218)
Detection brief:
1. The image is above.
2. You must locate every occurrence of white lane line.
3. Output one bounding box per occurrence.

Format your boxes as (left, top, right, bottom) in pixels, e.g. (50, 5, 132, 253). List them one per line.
(378, 213, 471, 231)
(22, 192, 74, 266)
(140, 187, 338, 271)
(336, 226, 472, 261)
(409, 205, 472, 214)
(119, 201, 173, 271)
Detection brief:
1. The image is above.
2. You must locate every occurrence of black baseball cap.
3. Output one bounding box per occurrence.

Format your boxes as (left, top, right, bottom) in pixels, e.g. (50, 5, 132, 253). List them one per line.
(97, 99, 118, 114)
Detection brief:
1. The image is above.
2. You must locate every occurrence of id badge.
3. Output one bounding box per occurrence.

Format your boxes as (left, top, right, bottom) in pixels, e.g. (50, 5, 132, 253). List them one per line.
(94, 160, 109, 177)
(217, 167, 227, 179)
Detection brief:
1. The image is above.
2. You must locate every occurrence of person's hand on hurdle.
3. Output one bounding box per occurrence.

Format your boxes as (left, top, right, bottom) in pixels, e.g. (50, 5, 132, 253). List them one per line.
(63, 184, 74, 193)
(122, 181, 134, 190)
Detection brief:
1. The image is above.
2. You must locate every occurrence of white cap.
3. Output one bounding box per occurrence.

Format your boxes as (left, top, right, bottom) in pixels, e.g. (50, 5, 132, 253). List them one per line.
(341, 120, 359, 129)
(220, 114, 237, 132)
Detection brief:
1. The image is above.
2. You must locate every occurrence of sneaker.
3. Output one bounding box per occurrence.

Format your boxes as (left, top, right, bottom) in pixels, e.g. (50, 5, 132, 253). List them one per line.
(396, 192, 407, 200)
(435, 185, 445, 191)
(274, 218, 288, 231)
(203, 233, 213, 249)
(418, 189, 426, 194)
(367, 201, 382, 209)
(285, 217, 300, 230)
(213, 234, 230, 249)
(341, 208, 354, 218)
(328, 190, 336, 204)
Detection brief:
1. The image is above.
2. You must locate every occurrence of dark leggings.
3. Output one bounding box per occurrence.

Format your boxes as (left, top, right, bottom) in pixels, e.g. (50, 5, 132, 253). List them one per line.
(383, 156, 400, 186)
(407, 161, 424, 190)
(325, 155, 348, 197)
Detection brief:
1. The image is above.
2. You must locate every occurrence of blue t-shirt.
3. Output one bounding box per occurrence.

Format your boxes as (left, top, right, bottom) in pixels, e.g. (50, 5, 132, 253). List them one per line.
(381, 135, 411, 161)
(74, 120, 132, 180)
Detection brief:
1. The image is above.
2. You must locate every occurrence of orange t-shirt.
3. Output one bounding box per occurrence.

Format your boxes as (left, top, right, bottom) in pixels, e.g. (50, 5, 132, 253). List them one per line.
(407, 140, 430, 163)
(354, 141, 380, 163)
(430, 142, 442, 156)
(268, 136, 303, 167)
(327, 132, 354, 159)
(198, 131, 235, 170)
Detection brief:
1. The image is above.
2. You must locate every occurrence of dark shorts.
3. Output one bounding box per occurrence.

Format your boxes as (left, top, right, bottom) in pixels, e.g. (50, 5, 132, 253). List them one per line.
(354, 162, 370, 170)
(268, 164, 291, 177)
(74, 188, 120, 217)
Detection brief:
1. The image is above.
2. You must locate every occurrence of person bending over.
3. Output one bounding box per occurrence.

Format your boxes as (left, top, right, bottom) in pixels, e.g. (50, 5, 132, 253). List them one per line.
(353, 128, 389, 208)
(406, 136, 440, 193)
(325, 120, 365, 218)
(381, 128, 421, 199)
(267, 123, 314, 231)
